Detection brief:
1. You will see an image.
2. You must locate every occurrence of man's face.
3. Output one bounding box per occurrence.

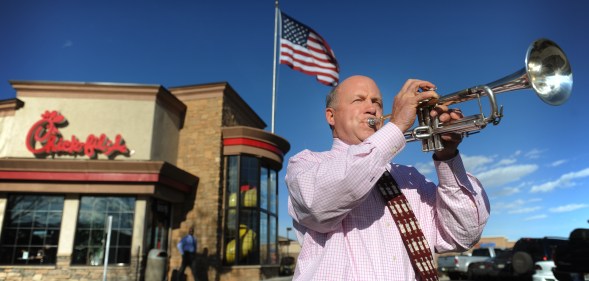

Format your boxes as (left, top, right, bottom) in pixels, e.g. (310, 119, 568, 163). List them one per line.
(326, 76, 383, 145)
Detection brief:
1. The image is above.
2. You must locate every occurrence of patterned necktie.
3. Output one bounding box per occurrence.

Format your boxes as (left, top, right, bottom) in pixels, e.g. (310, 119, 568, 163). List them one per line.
(376, 170, 439, 281)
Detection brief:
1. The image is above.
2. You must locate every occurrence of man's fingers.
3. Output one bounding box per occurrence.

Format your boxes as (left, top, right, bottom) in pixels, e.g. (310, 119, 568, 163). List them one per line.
(450, 108, 463, 120)
(431, 107, 463, 121)
(440, 132, 463, 143)
(401, 79, 436, 95)
(430, 105, 448, 118)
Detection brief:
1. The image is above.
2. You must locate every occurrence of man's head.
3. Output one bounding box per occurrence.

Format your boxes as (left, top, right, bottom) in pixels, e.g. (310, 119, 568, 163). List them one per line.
(325, 75, 383, 145)
(189, 227, 194, 235)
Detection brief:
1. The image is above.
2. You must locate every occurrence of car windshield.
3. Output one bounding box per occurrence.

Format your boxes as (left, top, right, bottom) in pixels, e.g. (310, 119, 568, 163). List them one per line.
(496, 249, 512, 259)
(280, 256, 295, 266)
(472, 248, 491, 257)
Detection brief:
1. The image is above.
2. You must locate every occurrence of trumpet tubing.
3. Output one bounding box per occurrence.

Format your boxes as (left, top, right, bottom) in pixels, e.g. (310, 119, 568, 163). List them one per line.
(369, 38, 572, 152)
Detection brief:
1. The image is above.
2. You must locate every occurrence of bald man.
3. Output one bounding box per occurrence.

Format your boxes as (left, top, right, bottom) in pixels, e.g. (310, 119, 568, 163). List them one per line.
(285, 76, 490, 280)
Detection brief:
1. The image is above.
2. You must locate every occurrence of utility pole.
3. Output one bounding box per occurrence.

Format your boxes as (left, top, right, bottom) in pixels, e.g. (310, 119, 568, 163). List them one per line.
(286, 227, 292, 257)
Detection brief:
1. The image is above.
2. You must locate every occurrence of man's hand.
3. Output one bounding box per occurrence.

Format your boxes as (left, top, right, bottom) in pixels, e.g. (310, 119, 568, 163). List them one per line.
(390, 79, 438, 133)
(431, 107, 464, 160)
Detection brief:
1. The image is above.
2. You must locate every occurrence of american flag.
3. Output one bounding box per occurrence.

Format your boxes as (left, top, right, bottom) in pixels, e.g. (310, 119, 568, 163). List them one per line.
(279, 12, 339, 87)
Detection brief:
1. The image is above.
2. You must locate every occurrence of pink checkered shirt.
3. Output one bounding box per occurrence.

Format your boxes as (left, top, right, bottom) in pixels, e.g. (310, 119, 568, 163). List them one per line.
(286, 123, 490, 281)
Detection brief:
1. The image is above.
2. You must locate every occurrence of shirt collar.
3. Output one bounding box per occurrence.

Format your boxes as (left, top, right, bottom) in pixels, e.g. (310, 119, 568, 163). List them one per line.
(332, 138, 349, 152)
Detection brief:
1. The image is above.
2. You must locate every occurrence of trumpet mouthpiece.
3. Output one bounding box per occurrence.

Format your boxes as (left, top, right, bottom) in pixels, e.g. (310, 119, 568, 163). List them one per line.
(367, 117, 380, 127)
(367, 114, 391, 128)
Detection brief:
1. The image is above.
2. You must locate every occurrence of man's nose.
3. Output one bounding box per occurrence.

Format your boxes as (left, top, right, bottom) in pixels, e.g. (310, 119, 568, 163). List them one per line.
(366, 101, 378, 114)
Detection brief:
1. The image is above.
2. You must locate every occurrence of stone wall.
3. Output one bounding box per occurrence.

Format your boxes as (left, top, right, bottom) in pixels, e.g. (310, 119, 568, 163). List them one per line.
(173, 95, 224, 281)
(217, 265, 279, 281)
(172, 84, 271, 281)
(0, 256, 141, 281)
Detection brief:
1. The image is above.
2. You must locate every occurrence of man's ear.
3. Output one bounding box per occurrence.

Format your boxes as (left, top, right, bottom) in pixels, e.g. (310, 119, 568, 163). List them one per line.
(325, 108, 335, 126)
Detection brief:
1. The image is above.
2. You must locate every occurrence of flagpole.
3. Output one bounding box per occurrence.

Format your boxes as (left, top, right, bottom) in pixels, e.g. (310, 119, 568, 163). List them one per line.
(271, 0, 279, 133)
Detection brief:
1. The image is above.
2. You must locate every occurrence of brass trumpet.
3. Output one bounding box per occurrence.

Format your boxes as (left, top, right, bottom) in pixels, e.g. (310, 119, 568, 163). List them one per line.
(368, 38, 573, 152)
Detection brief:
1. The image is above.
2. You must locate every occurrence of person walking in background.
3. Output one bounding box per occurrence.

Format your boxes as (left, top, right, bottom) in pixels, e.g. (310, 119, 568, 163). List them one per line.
(176, 227, 199, 281)
(285, 75, 491, 280)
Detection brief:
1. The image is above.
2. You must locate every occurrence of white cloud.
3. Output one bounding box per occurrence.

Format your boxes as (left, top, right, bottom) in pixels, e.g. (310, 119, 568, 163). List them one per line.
(530, 181, 567, 193)
(414, 162, 434, 175)
(462, 154, 494, 173)
(495, 187, 520, 197)
(492, 181, 533, 197)
(524, 214, 547, 221)
(493, 198, 543, 216)
(508, 206, 541, 214)
(561, 168, 589, 180)
(495, 158, 517, 166)
(550, 159, 567, 167)
(63, 40, 73, 48)
(525, 149, 544, 159)
(530, 167, 589, 193)
(476, 164, 538, 188)
(549, 204, 589, 213)
(493, 199, 529, 211)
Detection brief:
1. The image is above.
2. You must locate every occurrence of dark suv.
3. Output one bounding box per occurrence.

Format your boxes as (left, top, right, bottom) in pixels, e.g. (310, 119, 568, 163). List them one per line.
(511, 237, 568, 280)
(553, 228, 589, 281)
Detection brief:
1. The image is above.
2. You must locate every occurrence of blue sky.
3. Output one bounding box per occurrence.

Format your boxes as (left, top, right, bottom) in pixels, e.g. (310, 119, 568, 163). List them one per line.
(1, 0, 588, 242)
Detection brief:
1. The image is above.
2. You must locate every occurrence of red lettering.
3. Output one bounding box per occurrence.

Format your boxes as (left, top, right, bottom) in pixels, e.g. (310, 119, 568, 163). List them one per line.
(25, 110, 130, 159)
(106, 135, 128, 156)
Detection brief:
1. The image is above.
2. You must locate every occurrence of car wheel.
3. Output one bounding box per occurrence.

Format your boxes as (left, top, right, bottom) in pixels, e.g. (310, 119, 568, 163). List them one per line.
(512, 251, 533, 274)
(467, 268, 474, 280)
(448, 272, 461, 280)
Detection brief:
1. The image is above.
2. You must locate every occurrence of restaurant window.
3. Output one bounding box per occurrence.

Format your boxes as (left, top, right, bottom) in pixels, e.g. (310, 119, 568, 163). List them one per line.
(0, 195, 64, 265)
(72, 196, 135, 266)
(223, 155, 279, 266)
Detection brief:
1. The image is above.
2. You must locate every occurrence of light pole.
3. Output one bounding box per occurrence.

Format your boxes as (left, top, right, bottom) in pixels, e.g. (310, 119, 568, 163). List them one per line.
(286, 227, 292, 257)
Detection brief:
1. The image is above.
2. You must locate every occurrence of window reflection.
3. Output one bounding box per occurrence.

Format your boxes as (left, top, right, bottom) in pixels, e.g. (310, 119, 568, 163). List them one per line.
(269, 170, 277, 214)
(261, 168, 268, 210)
(0, 195, 64, 265)
(223, 155, 279, 266)
(72, 196, 135, 266)
(260, 214, 268, 263)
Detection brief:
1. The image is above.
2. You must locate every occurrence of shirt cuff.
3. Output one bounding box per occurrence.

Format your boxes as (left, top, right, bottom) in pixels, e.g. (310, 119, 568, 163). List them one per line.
(367, 122, 407, 160)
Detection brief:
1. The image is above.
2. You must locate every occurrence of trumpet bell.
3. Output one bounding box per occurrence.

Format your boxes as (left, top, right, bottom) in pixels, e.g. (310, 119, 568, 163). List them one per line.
(526, 38, 573, 106)
(487, 38, 573, 106)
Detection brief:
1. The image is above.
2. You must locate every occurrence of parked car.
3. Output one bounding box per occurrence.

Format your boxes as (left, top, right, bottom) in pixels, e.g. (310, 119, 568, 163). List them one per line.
(532, 261, 556, 281)
(511, 237, 568, 280)
(279, 256, 296, 276)
(467, 248, 513, 280)
(438, 247, 502, 280)
(552, 228, 589, 281)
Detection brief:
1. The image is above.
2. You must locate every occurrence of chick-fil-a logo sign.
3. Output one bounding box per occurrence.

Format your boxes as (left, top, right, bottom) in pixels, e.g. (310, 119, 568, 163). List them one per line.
(26, 110, 129, 159)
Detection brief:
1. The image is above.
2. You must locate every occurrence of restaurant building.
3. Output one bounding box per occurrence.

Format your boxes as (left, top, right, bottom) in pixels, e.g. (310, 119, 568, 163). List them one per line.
(0, 80, 290, 281)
